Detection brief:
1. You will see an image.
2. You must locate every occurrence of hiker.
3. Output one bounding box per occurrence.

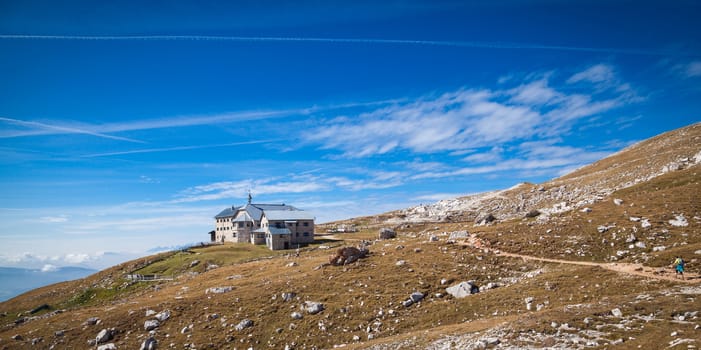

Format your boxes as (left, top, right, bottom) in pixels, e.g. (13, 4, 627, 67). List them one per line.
(673, 256, 685, 280)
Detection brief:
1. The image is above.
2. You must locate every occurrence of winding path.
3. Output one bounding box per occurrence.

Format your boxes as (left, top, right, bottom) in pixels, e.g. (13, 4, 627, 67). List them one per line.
(495, 251, 699, 284)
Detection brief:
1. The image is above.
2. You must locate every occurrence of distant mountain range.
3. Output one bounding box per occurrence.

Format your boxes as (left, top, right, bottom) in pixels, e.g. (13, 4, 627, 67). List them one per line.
(0, 266, 96, 302)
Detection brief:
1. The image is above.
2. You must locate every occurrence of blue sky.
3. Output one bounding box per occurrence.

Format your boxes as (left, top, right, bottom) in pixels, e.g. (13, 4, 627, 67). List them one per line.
(1, 0, 700, 270)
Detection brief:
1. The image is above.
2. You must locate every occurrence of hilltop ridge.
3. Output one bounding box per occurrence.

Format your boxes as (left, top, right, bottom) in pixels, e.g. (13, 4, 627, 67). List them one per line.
(381, 122, 701, 225)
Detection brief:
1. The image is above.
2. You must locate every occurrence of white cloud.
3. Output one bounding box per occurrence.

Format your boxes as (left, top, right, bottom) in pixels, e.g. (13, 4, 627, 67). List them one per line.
(63, 253, 92, 264)
(567, 64, 616, 84)
(305, 66, 634, 159)
(41, 264, 58, 272)
(1, 251, 100, 268)
(175, 177, 331, 203)
(672, 61, 701, 78)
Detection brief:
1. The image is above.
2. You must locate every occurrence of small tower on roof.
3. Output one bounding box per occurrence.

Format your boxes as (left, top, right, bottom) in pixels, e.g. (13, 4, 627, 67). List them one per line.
(248, 190, 252, 204)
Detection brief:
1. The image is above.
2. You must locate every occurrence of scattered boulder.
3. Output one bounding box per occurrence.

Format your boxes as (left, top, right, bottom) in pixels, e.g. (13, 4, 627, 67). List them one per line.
(669, 214, 689, 227)
(611, 308, 623, 318)
(480, 282, 499, 292)
(155, 310, 171, 322)
(613, 198, 624, 206)
(97, 344, 117, 350)
(281, 292, 296, 302)
(189, 260, 200, 268)
(446, 281, 480, 298)
(96, 328, 114, 344)
(329, 246, 368, 266)
(31, 337, 43, 345)
(428, 235, 439, 242)
(525, 209, 541, 218)
(235, 319, 254, 331)
(641, 219, 652, 228)
(145, 310, 156, 317)
(205, 286, 234, 294)
(448, 231, 469, 240)
(291, 312, 303, 320)
(301, 301, 325, 315)
(476, 213, 496, 225)
(83, 317, 101, 326)
(140, 337, 158, 350)
(144, 320, 160, 331)
(378, 228, 396, 240)
(410, 292, 424, 303)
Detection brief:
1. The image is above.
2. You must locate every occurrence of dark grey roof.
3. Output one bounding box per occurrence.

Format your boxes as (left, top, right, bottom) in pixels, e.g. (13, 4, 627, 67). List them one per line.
(215, 206, 239, 218)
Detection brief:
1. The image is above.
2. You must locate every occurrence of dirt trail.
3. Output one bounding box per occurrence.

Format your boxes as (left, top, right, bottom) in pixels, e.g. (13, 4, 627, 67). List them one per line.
(496, 251, 699, 284)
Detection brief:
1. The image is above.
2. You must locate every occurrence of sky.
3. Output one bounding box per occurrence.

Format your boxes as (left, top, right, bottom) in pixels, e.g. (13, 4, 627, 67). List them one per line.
(1, 0, 700, 270)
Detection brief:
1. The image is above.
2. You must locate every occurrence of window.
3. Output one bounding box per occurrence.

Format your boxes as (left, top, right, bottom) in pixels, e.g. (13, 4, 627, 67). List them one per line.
(238, 222, 243, 228)
(303, 232, 309, 236)
(303, 222, 309, 227)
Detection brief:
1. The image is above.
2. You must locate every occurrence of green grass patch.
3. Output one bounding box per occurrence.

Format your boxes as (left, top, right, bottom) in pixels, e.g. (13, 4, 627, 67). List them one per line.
(133, 243, 289, 276)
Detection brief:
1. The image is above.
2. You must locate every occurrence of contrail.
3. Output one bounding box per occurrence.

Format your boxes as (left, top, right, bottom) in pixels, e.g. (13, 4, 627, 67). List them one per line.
(0, 116, 145, 143)
(82, 139, 280, 158)
(0, 34, 695, 57)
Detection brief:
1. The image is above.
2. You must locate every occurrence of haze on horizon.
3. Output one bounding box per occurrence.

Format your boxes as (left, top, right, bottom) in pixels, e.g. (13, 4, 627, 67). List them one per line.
(1, 0, 700, 272)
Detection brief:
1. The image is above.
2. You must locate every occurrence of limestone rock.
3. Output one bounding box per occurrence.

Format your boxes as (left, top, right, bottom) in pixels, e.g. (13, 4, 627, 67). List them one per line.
(409, 292, 424, 303)
(144, 320, 160, 331)
(446, 281, 480, 298)
(378, 227, 396, 239)
(96, 329, 114, 344)
(205, 286, 234, 294)
(669, 214, 688, 227)
(281, 292, 296, 302)
(301, 301, 325, 315)
(155, 310, 171, 322)
(84, 317, 101, 326)
(235, 319, 254, 331)
(140, 337, 158, 350)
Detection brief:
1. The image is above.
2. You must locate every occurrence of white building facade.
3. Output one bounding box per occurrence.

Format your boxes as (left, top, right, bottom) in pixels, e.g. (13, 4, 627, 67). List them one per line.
(214, 202, 315, 250)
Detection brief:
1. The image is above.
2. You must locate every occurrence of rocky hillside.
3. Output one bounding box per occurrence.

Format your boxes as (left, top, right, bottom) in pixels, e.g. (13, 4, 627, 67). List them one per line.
(0, 122, 699, 350)
(390, 122, 701, 224)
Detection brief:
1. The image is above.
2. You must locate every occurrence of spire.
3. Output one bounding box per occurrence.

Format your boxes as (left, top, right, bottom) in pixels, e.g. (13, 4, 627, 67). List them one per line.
(247, 190, 252, 204)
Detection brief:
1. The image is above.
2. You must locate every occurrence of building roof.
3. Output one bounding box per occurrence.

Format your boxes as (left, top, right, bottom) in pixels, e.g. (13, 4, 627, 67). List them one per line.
(215, 206, 239, 218)
(243, 203, 300, 221)
(216, 203, 312, 222)
(267, 227, 291, 235)
(232, 210, 253, 222)
(264, 210, 315, 221)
